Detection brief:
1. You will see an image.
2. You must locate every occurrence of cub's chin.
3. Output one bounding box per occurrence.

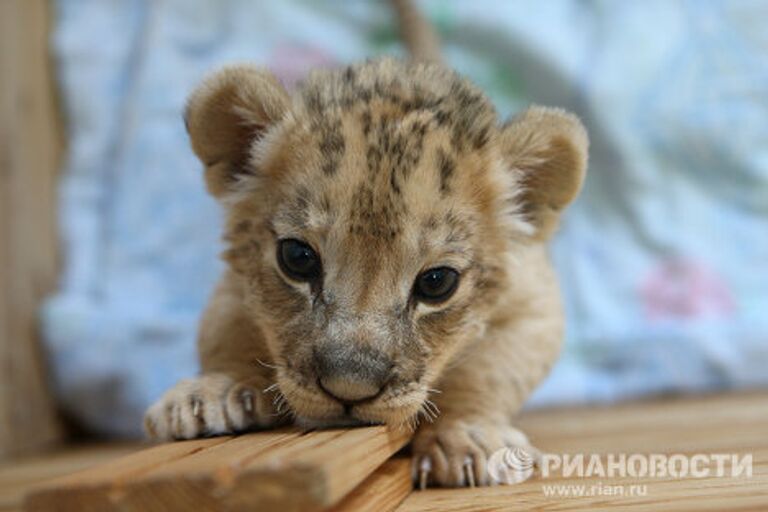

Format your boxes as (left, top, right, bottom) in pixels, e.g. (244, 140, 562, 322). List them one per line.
(287, 393, 428, 430)
(277, 372, 430, 429)
(351, 398, 426, 426)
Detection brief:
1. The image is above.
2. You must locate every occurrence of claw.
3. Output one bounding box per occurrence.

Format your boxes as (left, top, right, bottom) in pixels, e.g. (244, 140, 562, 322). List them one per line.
(191, 397, 203, 418)
(419, 456, 431, 490)
(528, 444, 544, 467)
(241, 390, 254, 413)
(464, 456, 476, 487)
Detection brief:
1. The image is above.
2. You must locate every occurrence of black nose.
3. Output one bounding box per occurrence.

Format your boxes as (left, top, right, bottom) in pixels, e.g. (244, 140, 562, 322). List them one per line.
(314, 344, 392, 403)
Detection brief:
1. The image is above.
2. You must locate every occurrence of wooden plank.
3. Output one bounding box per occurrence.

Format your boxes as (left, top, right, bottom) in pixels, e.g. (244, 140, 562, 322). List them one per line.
(23, 437, 231, 512)
(330, 458, 413, 512)
(398, 465, 768, 512)
(8, 393, 768, 512)
(0, 443, 138, 511)
(0, 0, 64, 459)
(25, 426, 411, 512)
(36, 437, 232, 489)
(397, 392, 768, 511)
(515, 391, 768, 455)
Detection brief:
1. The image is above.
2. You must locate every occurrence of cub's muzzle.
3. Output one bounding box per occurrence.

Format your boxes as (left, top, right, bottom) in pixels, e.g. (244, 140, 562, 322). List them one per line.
(314, 343, 393, 404)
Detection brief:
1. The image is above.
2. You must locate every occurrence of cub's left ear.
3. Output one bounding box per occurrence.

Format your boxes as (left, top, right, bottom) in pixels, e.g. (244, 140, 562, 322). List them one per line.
(499, 106, 588, 239)
(184, 65, 291, 199)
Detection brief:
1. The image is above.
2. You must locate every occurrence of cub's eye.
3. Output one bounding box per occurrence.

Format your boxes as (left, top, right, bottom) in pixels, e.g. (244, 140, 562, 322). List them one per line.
(277, 239, 322, 281)
(414, 267, 460, 303)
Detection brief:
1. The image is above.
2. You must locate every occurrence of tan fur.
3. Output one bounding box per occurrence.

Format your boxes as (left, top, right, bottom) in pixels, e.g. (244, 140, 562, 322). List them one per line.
(144, 56, 588, 487)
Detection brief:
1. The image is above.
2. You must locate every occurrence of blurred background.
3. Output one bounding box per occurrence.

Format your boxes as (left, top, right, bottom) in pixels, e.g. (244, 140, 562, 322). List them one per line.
(2, 0, 767, 456)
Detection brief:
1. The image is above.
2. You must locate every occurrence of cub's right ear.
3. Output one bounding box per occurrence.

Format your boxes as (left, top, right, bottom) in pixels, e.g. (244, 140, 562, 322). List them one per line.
(499, 106, 588, 240)
(185, 65, 290, 198)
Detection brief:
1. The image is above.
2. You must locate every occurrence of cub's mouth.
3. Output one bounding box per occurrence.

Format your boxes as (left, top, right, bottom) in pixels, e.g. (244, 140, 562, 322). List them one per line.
(275, 367, 431, 429)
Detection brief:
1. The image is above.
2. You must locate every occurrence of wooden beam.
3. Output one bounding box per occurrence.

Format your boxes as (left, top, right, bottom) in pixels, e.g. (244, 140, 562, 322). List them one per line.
(0, 0, 64, 459)
(25, 426, 412, 512)
(0, 443, 138, 511)
(7, 393, 768, 512)
(397, 456, 768, 512)
(397, 392, 768, 511)
(330, 458, 413, 512)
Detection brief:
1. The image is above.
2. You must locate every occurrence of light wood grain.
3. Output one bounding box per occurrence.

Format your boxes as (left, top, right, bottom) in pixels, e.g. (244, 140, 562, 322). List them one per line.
(517, 391, 768, 456)
(0, 443, 138, 512)
(330, 458, 412, 512)
(398, 466, 768, 512)
(397, 392, 768, 512)
(8, 393, 768, 512)
(25, 426, 411, 512)
(0, 0, 64, 459)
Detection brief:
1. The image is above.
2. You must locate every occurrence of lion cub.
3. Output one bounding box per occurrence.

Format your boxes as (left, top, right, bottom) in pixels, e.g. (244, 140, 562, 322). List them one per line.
(144, 57, 588, 487)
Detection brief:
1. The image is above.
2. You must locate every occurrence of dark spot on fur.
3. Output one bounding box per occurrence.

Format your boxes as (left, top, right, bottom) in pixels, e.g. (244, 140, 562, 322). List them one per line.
(303, 87, 323, 115)
(343, 65, 356, 84)
(361, 110, 372, 136)
(358, 89, 372, 103)
(473, 125, 490, 150)
(434, 110, 450, 126)
(389, 168, 401, 195)
(348, 182, 404, 241)
(318, 119, 345, 176)
(437, 149, 455, 195)
(232, 220, 252, 234)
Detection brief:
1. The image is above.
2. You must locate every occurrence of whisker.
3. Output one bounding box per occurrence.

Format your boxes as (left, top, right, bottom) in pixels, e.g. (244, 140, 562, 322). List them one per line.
(418, 407, 435, 424)
(407, 413, 420, 432)
(255, 358, 281, 370)
(262, 383, 279, 394)
(271, 391, 289, 415)
(423, 399, 440, 418)
(271, 403, 296, 420)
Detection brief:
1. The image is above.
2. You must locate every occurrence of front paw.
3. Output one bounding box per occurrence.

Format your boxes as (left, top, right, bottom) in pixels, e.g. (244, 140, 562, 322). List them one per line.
(143, 374, 280, 441)
(412, 419, 539, 488)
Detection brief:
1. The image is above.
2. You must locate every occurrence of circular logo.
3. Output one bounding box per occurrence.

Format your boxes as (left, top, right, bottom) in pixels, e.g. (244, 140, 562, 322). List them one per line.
(487, 446, 536, 485)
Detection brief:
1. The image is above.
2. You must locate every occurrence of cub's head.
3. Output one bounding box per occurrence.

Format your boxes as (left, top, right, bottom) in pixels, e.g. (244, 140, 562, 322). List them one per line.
(185, 58, 587, 427)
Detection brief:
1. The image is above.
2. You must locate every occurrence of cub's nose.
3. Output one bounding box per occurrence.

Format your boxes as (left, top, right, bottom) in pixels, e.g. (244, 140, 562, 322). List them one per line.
(314, 344, 392, 403)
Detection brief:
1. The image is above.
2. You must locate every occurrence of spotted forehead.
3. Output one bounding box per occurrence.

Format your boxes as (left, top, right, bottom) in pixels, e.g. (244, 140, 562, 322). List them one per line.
(287, 60, 496, 239)
(293, 116, 472, 244)
(299, 58, 497, 166)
